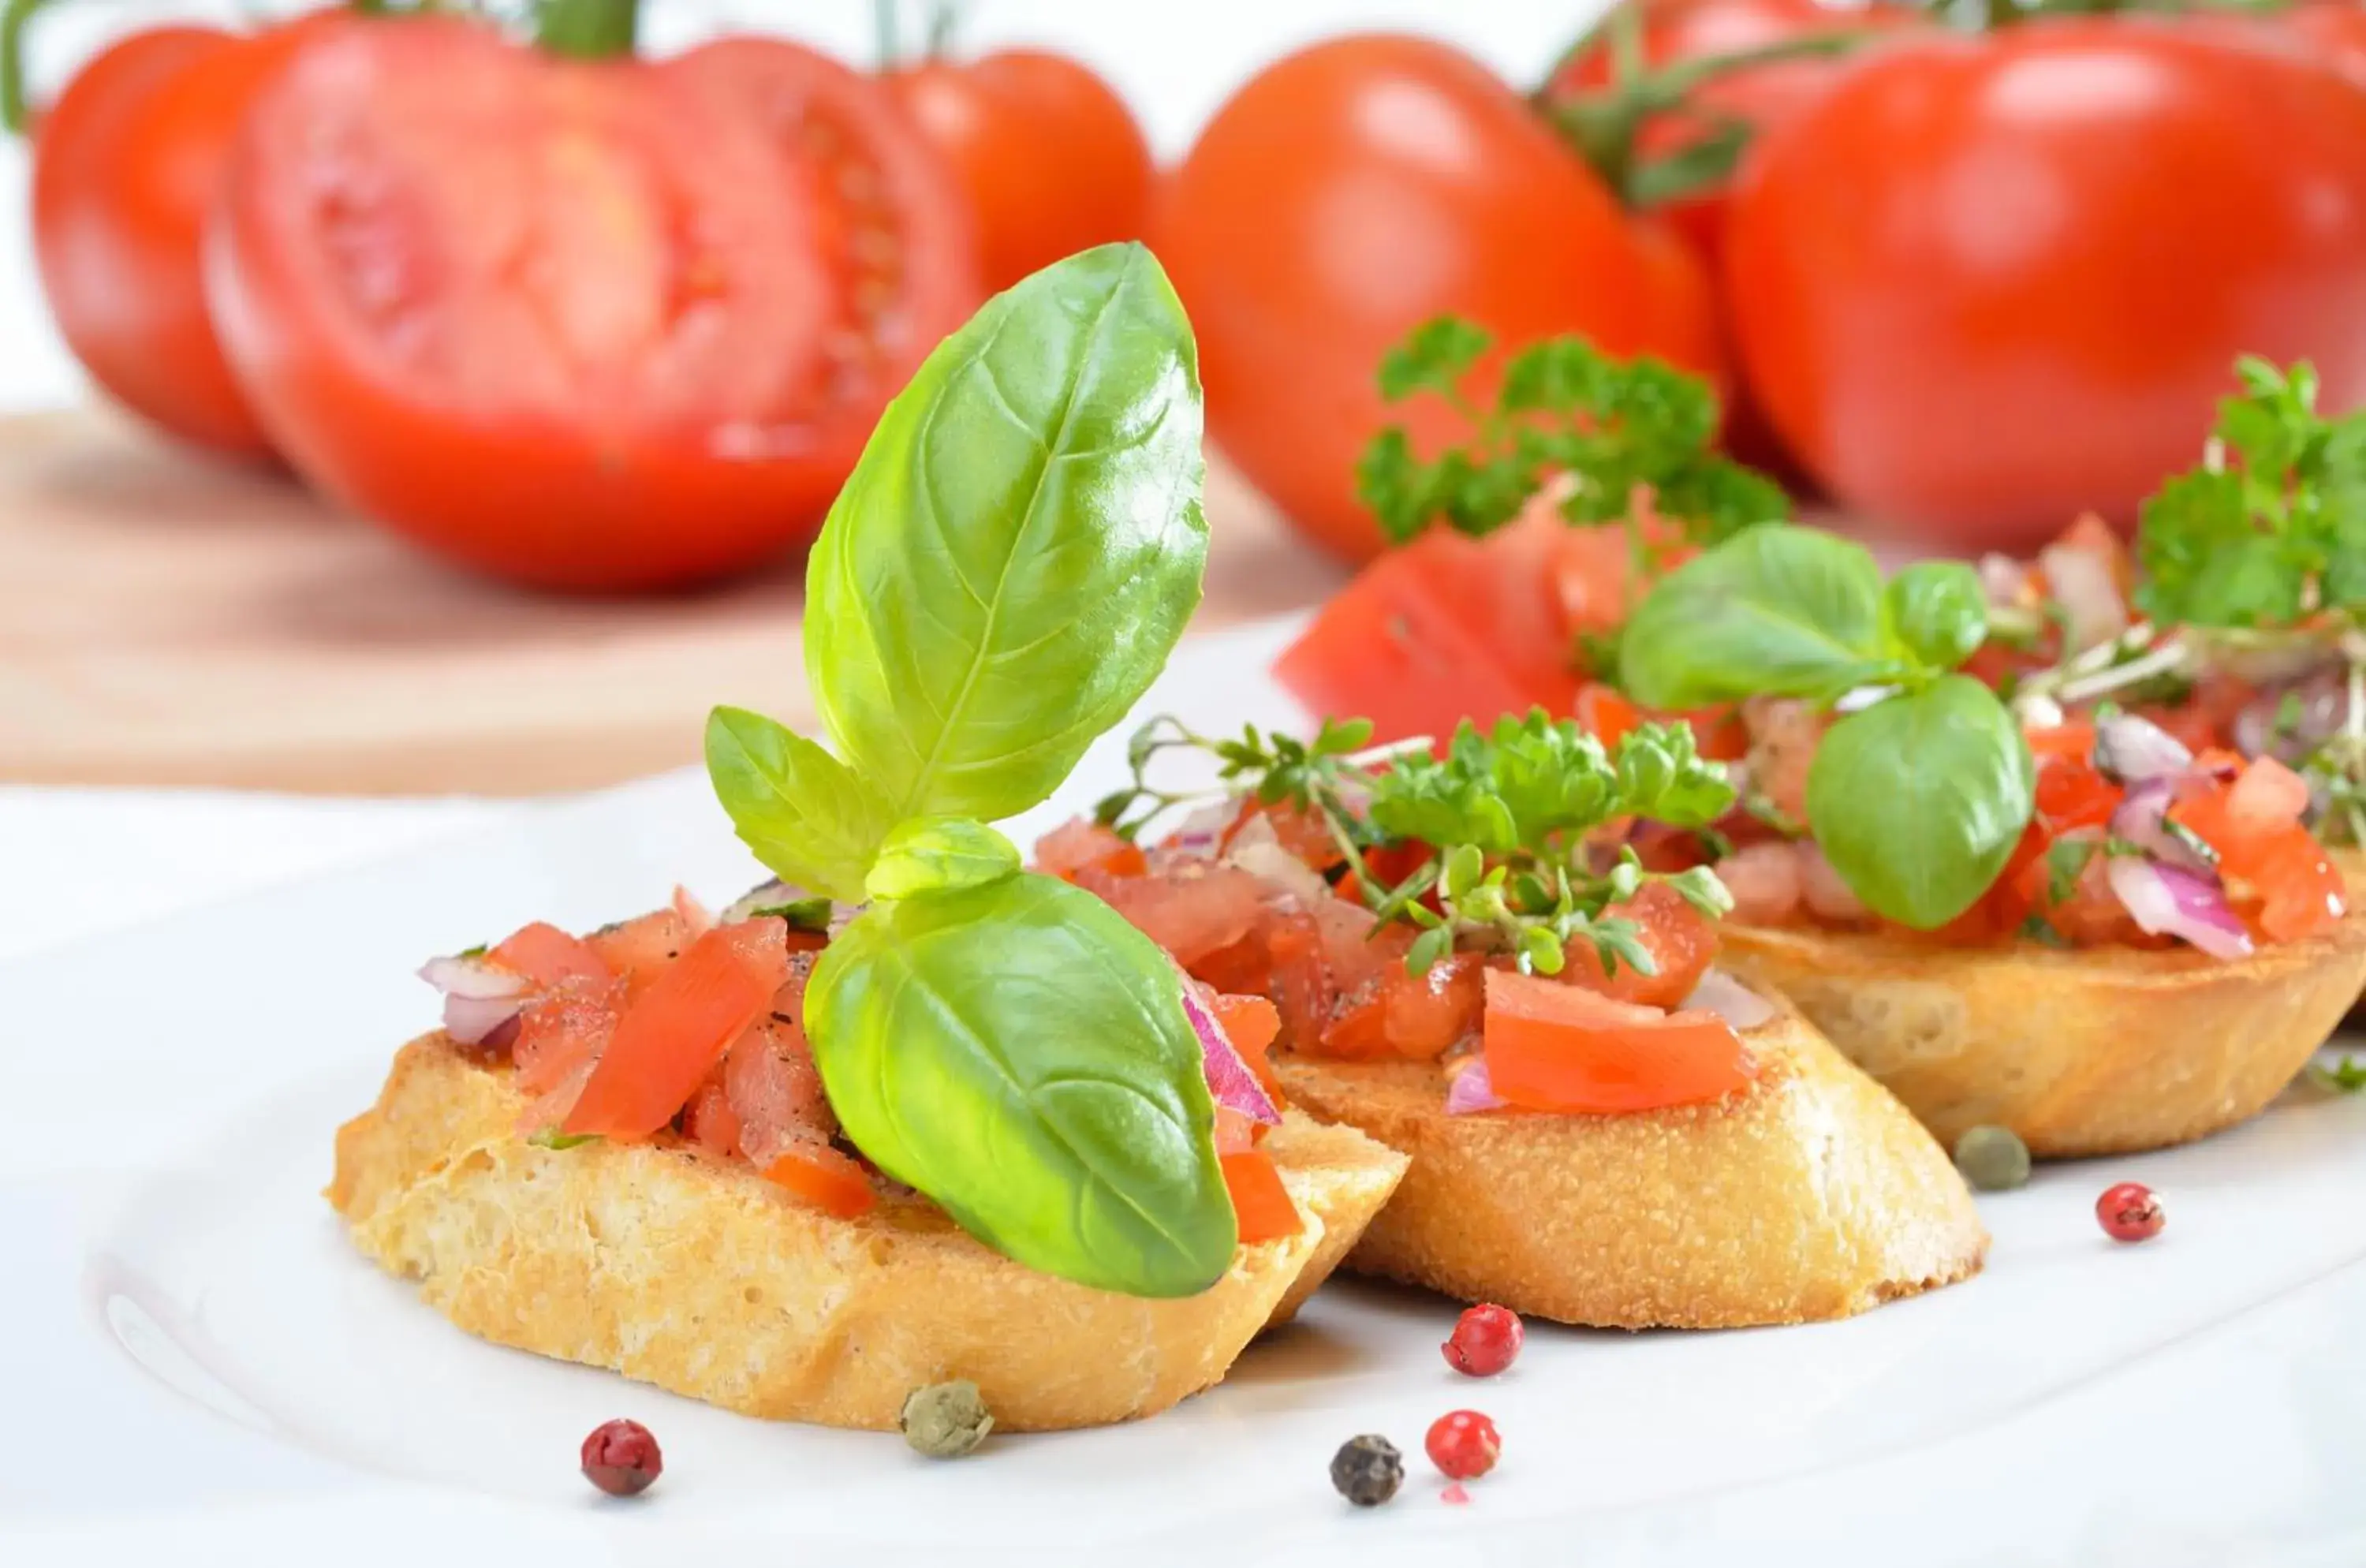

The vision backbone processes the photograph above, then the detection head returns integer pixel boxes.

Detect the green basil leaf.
[1618,523,1897,710]
[1882,560,1987,671]
[1804,676,2036,929]
[704,707,896,904]
[804,243,1208,822]
[864,816,1021,902]
[807,873,1234,1297]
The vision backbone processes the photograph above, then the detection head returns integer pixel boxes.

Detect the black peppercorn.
[1330,1434,1404,1507]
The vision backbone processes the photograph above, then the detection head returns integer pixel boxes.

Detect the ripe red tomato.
[885,49,1153,294]
[1547,0,1922,271]
[208,19,978,591]
[1156,34,1721,564]
[2282,2,2366,82]
[1723,19,2366,551]
[30,14,337,457]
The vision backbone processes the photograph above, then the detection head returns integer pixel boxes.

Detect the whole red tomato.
[30,13,337,457]
[886,49,1152,294]
[1157,34,1719,564]
[207,19,978,591]
[1724,19,2366,551]
[1547,0,1922,270]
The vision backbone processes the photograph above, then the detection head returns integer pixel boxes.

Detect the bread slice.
[1272,997,1987,1330]
[328,1033,1409,1432]
[1719,903,2366,1158]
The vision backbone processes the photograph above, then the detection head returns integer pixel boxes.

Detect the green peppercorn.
[1330,1434,1404,1507]
[899,1379,993,1458]
[1953,1123,2032,1192]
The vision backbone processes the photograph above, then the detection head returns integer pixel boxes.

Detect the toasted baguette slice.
[1719,902,2366,1158]
[328,1034,1408,1432]
[1272,995,1987,1330]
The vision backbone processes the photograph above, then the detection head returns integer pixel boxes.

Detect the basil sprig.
[1620,524,2035,929]
[707,245,1234,1298]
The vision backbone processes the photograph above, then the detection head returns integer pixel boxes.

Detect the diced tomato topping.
[1227,800,1348,869]
[2170,760,2345,943]
[1078,864,1265,967]
[2034,752,2121,834]
[490,921,610,987]
[1575,682,1642,749]
[1036,819,1149,882]
[510,976,624,1097]
[562,920,791,1140]
[681,1073,743,1159]
[1206,991,1284,1099]
[1220,1149,1302,1245]
[1556,882,1718,1009]
[586,909,698,998]
[2228,755,2312,826]
[1480,969,1756,1114]
[1548,508,1692,647]
[763,1142,877,1219]
[1318,952,1484,1061]
[2025,721,2097,763]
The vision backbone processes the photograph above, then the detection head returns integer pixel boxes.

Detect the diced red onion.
[2105,855,2253,960]
[2038,540,2129,652]
[1181,987,1281,1126]
[2230,671,2353,763]
[1443,1056,1506,1115]
[2093,712,2192,786]
[419,954,529,1046]
[2108,778,2215,873]
[1681,969,1778,1032]
[1222,812,1332,906]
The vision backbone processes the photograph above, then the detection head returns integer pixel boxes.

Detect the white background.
[0,0,1603,414]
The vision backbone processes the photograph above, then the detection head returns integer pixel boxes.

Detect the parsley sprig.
[2137,357,2366,633]
[1355,315,1789,549]
[1099,708,1737,981]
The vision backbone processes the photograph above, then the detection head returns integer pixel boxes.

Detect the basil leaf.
[1883,561,1987,671]
[804,243,1208,822]
[705,707,895,904]
[808,874,1235,1297]
[865,816,1021,902]
[1618,523,1896,710]
[1804,676,2036,929]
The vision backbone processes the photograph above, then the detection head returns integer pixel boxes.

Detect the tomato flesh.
[1220,1150,1303,1245]
[563,921,790,1139]
[763,1143,879,1219]
[1481,969,1756,1114]
[491,921,610,988]
[211,21,979,589]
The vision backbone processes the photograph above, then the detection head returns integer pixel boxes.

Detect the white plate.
[10,617,2366,1568]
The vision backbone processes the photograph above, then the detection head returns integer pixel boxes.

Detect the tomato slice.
[585,908,698,997]
[1481,969,1756,1114]
[491,921,610,987]
[1205,991,1284,1100]
[2169,761,2345,943]
[510,976,625,1097]
[211,20,980,591]
[1555,883,1718,1009]
[1274,525,1580,749]
[563,921,791,1139]
[1220,1149,1303,1245]
[2035,753,2121,834]
[763,1142,878,1219]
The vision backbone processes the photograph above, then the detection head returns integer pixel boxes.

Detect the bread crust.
[1719,901,2366,1157]
[1272,999,1987,1330]
[328,1034,1407,1432]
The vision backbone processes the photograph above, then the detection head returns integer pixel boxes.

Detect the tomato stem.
[1539,26,1877,211]
[535,0,637,59]
[0,0,54,138]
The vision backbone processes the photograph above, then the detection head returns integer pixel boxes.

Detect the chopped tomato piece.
[1274,525,1579,749]
[2025,720,2097,763]
[1575,682,1642,749]
[2228,755,2311,826]
[681,1074,743,1159]
[511,976,625,1097]
[1481,969,1756,1114]
[1548,510,1691,646]
[586,908,698,998]
[762,1142,877,1219]
[1557,882,1717,1009]
[1316,952,1483,1061]
[2248,831,2346,942]
[2035,752,2120,834]
[1036,819,1149,881]
[1079,864,1264,966]
[491,921,610,987]
[1228,800,1348,869]
[562,920,791,1140]
[1220,1149,1302,1245]
[1206,991,1284,1099]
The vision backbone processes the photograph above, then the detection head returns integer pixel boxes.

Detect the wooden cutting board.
[0,407,1349,796]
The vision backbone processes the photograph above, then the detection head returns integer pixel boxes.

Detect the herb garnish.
[1103,709,1735,981]
[1620,523,2036,929]
[1354,315,1788,549]
[705,245,1235,1299]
